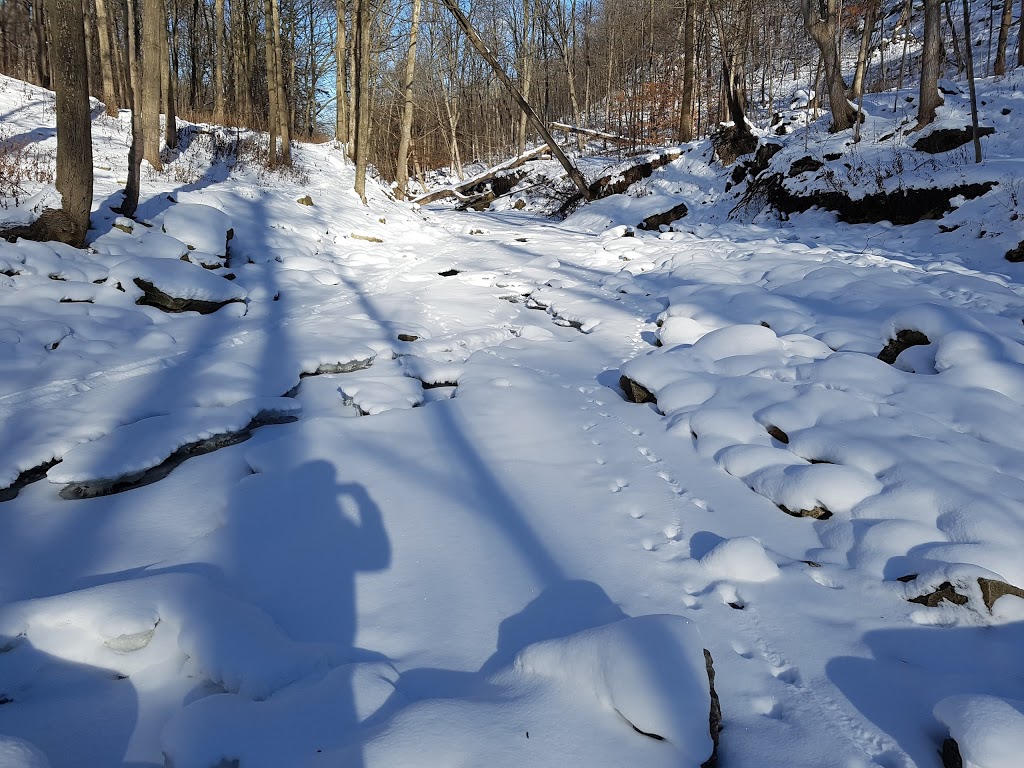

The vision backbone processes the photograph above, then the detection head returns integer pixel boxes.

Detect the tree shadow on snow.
[0,633,139,767]
[827,619,1024,768]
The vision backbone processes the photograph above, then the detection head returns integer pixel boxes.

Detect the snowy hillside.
[2,70,1024,768]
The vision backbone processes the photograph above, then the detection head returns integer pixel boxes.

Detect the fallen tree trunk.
[412,144,550,206]
[550,122,632,145]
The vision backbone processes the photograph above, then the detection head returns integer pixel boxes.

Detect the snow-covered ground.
[2,72,1024,768]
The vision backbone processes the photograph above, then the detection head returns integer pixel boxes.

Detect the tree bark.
[141,0,163,168]
[264,0,279,164]
[214,0,225,121]
[962,0,982,162]
[163,6,177,149]
[1018,0,1023,67]
[335,0,349,142]
[94,0,118,113]
[83,0,93,95]
[679,0,697,141]
[271,0,291,163]
[850,0,878,101]
[352,0,372,201]
[395,0,421,199]
[120,0,143,217]
[436,0,591,200]
[33,0,51,88]
[993,0,1012,74]
[516,0,534,155]
[916,0,944,128]
[46,0,94,245]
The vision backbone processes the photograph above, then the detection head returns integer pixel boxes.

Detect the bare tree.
[850,0,878,102]
[436,0,591,199]
[264,0,281,163]
[678,0,698,141]
[352,0,371,200]
[916,0,944,128]
[962,0,982,162]
[214,0,226,121]
[94,0,118,113]
[335,0,349,141]
[993,0,1012,74]
[120,0,144,217]
[163,5,177,149]
[395,0,422,199]
[802,0,856,131]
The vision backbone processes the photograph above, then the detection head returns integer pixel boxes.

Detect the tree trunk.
[916,0,944,128]
[189,0,199,107]
[551,0,583,151]
[395,0,421,199]
[721,51,749,131]
[33,0,51,88]
[121,0,143,217]
[264,0,279,164]
[962,0,982,162]
[214,0,225,121]
[946,0,964,73]
[335,0,349,142]
[83,0,93,95]
[993,0,1012,74]
[1018,0,1023,67]
[271,0,291,163]
[94,0,118,113]
[850,0,878,101]
[352,0,371,201]
[517,0,534,155]
[141,0,163,168]
[163,6,177,149]
[679,0,697,141]
[436,0,591,200]
[802,0,856,132]
[347,16,356,156]
[46,0,94,245]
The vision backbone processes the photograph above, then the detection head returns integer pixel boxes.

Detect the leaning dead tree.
[436,0,592,202]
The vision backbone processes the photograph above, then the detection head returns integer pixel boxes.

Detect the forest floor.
[1,73,1024,768]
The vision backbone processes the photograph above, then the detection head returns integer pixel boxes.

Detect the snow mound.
[699,537,779,582]
[0,736,51,768]
[934,695,1024,768]
[0,573,345,701]
[515,614,714,763]
[48,397,300,487]
[108,256,247,307]
[161,203,232,256]
[338,375,424,415]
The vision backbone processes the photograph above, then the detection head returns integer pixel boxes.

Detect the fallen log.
[550,122,632,145]
[412,144,550,206]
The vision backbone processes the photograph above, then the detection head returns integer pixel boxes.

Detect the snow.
[699,537,780,583]
[160,203,232,256]
[514,614,713,762]
[0,737,50,768]
[1,66,1023,768]
[933,695,1024,768]
[48,396,301,487]
[106,256,247,306]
